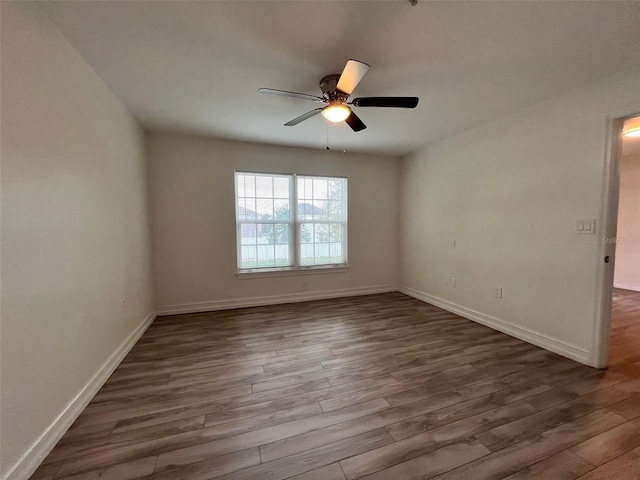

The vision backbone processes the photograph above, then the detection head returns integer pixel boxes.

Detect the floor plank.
[358,439,489,480]
[573,446,640,480]
[286,463,346,480]
[570,417,640,467]
[500,450,593,480]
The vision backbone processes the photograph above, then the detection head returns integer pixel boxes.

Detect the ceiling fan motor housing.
[320,74,348,102]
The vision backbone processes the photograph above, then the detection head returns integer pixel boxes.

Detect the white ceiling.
[35,1,640,157]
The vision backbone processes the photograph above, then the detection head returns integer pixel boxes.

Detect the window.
[235,172,347,272]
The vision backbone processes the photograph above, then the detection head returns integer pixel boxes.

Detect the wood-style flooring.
[31,289,640,480]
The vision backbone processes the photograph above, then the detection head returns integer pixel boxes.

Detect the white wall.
[0,4,155,479]
[147,132,400,312]
[400,66,640,366]
[614,153,640,291]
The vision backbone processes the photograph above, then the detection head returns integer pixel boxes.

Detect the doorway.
[594,112,640,368]
[609,116,640,367]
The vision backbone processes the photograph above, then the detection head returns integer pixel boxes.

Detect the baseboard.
[613,283,640,292]
[399,286,591,366]
[3,310,157,480]
[156,285,398,316]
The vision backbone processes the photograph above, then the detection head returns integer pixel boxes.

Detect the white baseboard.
[156,285,398,316]
[614,282,640,292]
[399,286,591,366]
[3,310,157,480]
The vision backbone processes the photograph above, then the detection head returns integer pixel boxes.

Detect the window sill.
[236,265,349,279]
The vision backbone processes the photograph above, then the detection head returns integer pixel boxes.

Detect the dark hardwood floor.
[30,289,640,480]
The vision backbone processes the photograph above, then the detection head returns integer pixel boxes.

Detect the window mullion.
[292,175,299,268]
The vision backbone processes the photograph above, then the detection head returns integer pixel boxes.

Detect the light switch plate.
[576,219,596,235]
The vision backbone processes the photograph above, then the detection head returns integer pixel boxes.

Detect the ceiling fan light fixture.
[321,103,351,123]
[260,59,419,132]
[623,116,640,137]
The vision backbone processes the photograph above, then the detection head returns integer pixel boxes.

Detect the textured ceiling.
[35,1,640,156]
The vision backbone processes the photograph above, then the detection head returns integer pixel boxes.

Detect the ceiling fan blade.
[336,59,370,96]
[345,111,367,132]
[352,97,419,108]
[284,108,323,126]
[258,88,324,102]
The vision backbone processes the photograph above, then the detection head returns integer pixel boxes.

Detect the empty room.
[2,1,640,480]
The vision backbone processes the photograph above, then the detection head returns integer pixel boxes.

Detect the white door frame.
[592,105,640,369]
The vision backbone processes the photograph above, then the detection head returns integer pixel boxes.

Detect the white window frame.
[235,171,348,276]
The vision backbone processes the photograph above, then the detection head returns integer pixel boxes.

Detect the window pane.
[297,177,346,221]
[300,223,313,243]
[316,243,330,261]
[259,224,274,244]
[241,245,257,269]
[257,244,275,267]
[327,201,343,220]
[244,175,256,197]
[313,178,328,199]
[274,177,289,198]
[240,224,257,245]
[296,177,347,267]
[299,178,313,201]
[300,222,344,266]
[274,199,290,220]
[239,222,291,268]
[328,179,343,199]
[273,223,290,245]
[237,176,246,197]
[300,243,314,265]
[299,201,326,220]
[236,173,293,270]
[312,200,327,220]
[275,245,290,266]
[298,202,312,221]
[238,198,256,220]
[329,223,342,243]
[256,198,274,218]
[238,199,247,220]
[255,223,290,246]
[314,223,329,243]
[256,175,273,198]
[330,243,342,263]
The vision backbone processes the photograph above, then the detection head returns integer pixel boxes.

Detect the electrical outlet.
[301,281,308,291]
[494,287,503,299]
[451,277,457,287]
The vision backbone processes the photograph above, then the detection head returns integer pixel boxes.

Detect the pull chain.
[343,121,346,154]
[326,122,330,150]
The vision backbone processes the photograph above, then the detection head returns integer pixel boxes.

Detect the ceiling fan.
[258,59,419,132]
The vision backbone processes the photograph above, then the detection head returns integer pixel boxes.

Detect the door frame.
[592,105,640,368]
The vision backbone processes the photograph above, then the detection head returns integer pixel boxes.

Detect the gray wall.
[147,132,400,312]
[400,66,640,366]
[0,5,155,477]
